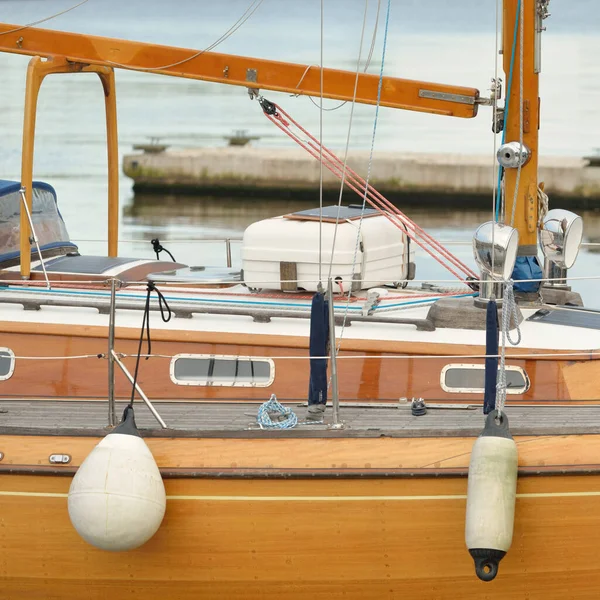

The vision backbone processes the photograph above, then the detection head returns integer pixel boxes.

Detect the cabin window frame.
[169,353,275,387]
[440,363,530,394]
[0,348,16,381]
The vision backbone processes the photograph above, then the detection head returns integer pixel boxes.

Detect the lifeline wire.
[0,0,90,36]
[15,350,600,362]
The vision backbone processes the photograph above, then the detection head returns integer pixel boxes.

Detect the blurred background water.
[0,0,599,299]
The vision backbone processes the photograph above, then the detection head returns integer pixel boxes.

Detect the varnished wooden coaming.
[0,319,596,402]
[3,430,600,472]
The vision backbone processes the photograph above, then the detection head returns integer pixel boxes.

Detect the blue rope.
[495,0,521,222]
[256,394,298,429]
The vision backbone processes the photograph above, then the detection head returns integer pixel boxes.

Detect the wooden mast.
[502,0,540,255]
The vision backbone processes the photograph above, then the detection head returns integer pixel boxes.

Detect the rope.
[106,0,264,72]
[0,0,90,36]
[537,184,549,227]
[364,0,382,72]
[339,0,392,350]
[298,0,380,114]
[259,101,477,283]
[496,280,522,415]
[128,282,172,408]
[11,354,105,360]
[509,0,525,227]
[327,0,371,282]
[256,394,298,429]
[495,0,522,222]
[151,238,176,262]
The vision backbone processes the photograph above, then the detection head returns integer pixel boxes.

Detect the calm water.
[0,0,599,300]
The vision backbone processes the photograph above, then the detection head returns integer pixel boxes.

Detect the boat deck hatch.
[284,205,379,223]
[527,306,600,330]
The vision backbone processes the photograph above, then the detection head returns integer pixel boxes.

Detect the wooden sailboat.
[1,1,600,597]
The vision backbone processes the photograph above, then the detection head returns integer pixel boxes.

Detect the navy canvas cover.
[0,180,77,264]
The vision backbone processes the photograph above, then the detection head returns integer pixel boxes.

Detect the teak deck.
[2,400,600,438]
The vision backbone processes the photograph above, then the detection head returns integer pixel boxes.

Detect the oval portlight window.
[0,349,15,381]
[170,354,274,387]
[440,363,529,394]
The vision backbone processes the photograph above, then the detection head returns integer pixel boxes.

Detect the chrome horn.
[473,221,519,305]
[539,209,583,288]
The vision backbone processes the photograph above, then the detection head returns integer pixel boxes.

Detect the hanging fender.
[465,409,518,581]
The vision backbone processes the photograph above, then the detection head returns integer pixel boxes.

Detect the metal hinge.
[49,454,71,465]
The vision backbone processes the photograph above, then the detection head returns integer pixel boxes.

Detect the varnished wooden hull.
[2,433,600,598]
[2,472,600,599]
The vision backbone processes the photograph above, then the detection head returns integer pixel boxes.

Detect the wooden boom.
[0,23,480,118]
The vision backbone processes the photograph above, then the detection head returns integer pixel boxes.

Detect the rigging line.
[319,0,324,284]
[0,0,90,36]
[308,97,347,111]
[266,118,472,282]
[338,0,392,351]
[509,0,525,227]
[495,0,521,221]
[268,108,476,279]
[105,0,264,73]
[270,105,474,274]
[295,0,379,111]
[327,0,371,281]
[363,0,382,72]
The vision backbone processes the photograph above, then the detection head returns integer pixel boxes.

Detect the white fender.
[465,410,518,581]
[68,407,166,551]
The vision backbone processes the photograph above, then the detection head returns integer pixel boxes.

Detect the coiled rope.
[256,394,298,429]
[256,394,325,429]
[128,282,172,408]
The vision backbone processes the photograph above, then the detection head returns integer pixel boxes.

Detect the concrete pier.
[123,147,600,205]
